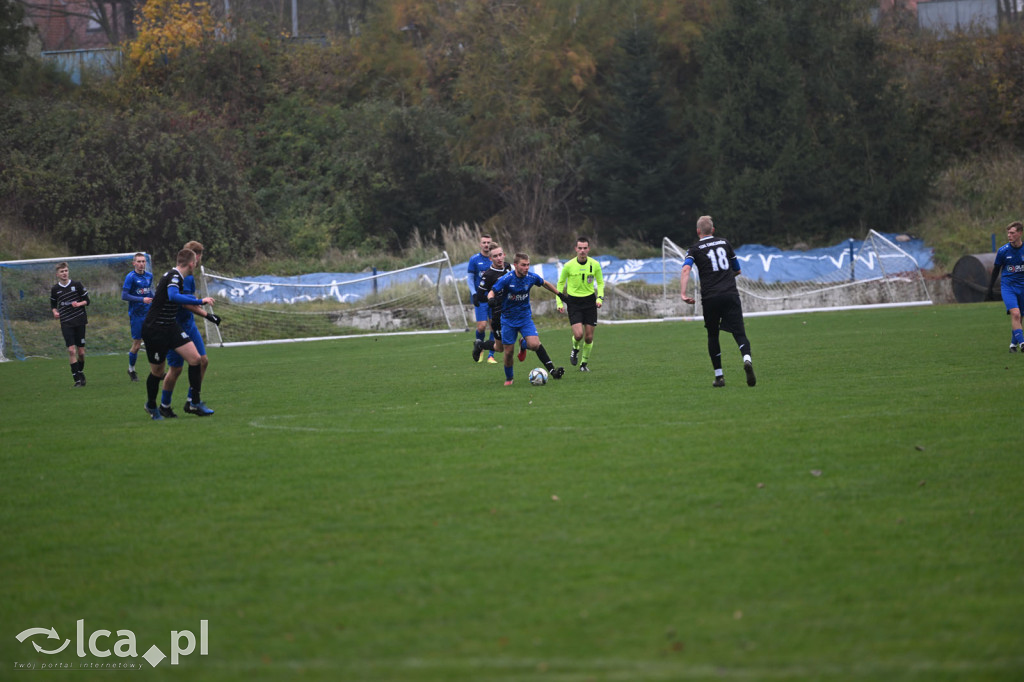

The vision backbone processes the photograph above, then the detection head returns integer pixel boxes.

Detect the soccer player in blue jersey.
[488,253,566,386]
[987,220,1024,352]
[467,234,499,363]
[680,215,755,388]
[160,241,217,417]
[121,253,153,382]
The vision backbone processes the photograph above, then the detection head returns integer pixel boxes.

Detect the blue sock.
[186,386,193,402]
[161,389,173,407]
[1014,329,1024,345]
[128,352,137,368]
[476,330,485,343]
[504,366,514,381]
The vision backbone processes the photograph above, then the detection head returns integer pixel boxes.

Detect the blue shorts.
[474,301,491,323]
[167,324,205,367]
[1001,284,1024,313]
[129,315,145,340]
[500,316,537,345]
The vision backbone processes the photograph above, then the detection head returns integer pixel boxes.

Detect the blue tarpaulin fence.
[207,234,932,305]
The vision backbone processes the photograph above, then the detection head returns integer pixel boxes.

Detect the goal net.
[664,229,932,318]
[0,253,149,362]
[199,253,468,347]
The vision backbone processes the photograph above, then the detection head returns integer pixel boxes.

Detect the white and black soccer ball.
[529,367,548,386]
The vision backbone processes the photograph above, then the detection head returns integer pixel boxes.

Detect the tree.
[128,0,219,72]
[0,0,33,84]
[583,22,694,244]
[697,0,931,244]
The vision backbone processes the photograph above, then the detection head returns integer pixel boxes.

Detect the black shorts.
[489,313,503,337]
[60,325,86,348]
[565,294,598,327]
[142,324,192,365]
[702,293,746,335]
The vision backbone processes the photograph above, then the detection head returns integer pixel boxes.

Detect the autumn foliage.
[129,0,220,71]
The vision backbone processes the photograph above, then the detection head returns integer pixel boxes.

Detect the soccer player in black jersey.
[472,243,513,362]
[49,262,90,387]
[680,215,756,388]
[141,248,220,419]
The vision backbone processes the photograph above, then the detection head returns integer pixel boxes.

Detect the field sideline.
[1,304,1022,681]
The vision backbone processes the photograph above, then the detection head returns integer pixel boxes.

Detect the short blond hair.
[696,215,714,235]
[176,249,197,267]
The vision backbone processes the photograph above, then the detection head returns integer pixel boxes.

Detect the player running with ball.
[488,253,566,386]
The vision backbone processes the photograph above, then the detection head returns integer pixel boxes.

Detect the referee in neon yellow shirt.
[556,236,604,371]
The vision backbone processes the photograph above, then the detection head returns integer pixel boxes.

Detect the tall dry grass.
[916,148,1024,270]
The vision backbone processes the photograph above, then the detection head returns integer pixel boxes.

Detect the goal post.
[0,252,150,362]
[199,252,469,347]
[662,230,932,317]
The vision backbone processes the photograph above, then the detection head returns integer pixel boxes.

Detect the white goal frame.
[0,252,148,362]
[199,253,469,348]
[663,230,932,320]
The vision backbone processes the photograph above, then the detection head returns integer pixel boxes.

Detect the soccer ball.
[529,367,548,386]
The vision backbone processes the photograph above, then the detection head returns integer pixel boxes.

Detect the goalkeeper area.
[0,253,148,362]
[199,253,468,347]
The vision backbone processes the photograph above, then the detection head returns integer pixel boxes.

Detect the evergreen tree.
[0,0,32,85]
[584,22,692,244]
[698,0,932,244]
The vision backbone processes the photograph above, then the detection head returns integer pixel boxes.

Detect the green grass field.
[2,304,1022,681]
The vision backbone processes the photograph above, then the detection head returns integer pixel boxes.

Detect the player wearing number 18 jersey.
[680,215,755,388]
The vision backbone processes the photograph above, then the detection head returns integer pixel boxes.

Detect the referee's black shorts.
[702,293,746,335]
[141,324,191,365]
[564,293,598,327]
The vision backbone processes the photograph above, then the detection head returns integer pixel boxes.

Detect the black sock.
[535,344,554,371]
[78,357,84,371]
[70,363,77,378]
[482,339,495,351]
[188,364,202,405]
[146,373,162,408]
